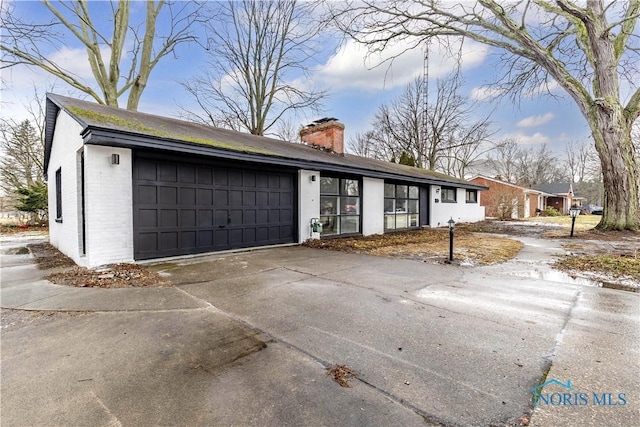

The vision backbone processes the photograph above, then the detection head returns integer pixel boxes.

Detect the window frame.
[441,186,457,203]
[384,183,420,231]
[319,176,361,237]
[465,189,478,204]
[55,168,63,222]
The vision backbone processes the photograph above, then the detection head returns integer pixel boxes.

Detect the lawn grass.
[525,215,601,230]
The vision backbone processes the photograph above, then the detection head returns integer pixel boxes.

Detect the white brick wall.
[362,177,384,235]
[47,111,86,266]
[83,145,134,266]
[297,170,320,242]
[47,111,134,267]
[430,185,485,227]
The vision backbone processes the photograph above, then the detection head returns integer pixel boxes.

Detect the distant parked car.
[591,209,603,215]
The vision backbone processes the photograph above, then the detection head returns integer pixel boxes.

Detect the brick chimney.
[300,118,344,155]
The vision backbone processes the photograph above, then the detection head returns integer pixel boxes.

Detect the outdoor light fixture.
[569,206,581,237]
[111,154,120,165]
[310,174,317,182]
[436,188,440,193]
[447,217,455,262]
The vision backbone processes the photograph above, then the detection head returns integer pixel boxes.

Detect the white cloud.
[470,86,505,101]
[502,131,550,145]
[517,112,554,128]
[316,38,489,91]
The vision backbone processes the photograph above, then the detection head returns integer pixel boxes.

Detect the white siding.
[297,170,320,242]
[429,185,485,227]
[362,177,384,235]
[47,111,86,266]
[83,145,134,266]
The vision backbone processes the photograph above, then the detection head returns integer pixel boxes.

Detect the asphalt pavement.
[1,234,638,426]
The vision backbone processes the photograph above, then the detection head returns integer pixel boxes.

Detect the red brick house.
[469,175,547,219]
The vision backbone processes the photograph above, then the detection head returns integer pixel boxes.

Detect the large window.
[384,183,419,230]
[441,187,457,203]
[320,177,360,236]
[55,168,62,222]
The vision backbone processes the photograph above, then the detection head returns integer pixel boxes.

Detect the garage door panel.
[139,186,157,204]
[159,187,177,204]
[180,187,196,205]
[199,230,213,247]
[134,156,295,259]
[160,210,178,227]
[180,165,196,183]
[198,189,213,205]
[182,231,197,248]
[198,167,213,185]
[159,163,177,182]
[181,210,196,227]
[160,232,178,250]
[139,233,157,252]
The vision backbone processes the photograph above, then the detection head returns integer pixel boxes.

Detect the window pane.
[320,196,338,215]
[396,185,408,198]
[320,177,338,194]
[341,179,359,196]
[384,214,395,230]
[396,214,408,228]
[320,216,337,235]
[384,183,395,198]
[340,216,360,234]
[442,187,456,202]
[409,214,419,227]
[340,197,360,215]
[396,199,408,213]
[409,186,419,199]
[466,190,477,203]
[408,200,419,214]
[384,199,395,213]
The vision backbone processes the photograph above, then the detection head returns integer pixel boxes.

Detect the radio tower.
[421,41,430,168]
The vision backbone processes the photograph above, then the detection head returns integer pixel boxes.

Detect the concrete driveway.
[1,236,638,426]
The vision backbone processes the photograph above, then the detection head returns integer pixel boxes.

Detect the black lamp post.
[569,206,580,237]
[447,217,455,262]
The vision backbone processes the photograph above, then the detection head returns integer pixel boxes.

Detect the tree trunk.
[590,106,640,230]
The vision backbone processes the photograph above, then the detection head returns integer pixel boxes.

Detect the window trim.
[55,167,63,222]
[441,186,457,203]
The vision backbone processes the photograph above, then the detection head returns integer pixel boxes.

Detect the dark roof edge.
[85,128,488,190]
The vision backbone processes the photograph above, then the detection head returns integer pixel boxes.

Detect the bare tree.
[516,144,564,186]
[181,0,326,136]
[331,0,640,229]
[1,1,203,111]
[354,74,494,177]
[486,139,520,183]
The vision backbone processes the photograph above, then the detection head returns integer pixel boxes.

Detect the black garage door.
[133,154,295,260]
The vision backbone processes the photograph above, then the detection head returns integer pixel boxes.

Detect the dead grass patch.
[555,254,640,281]
[326,364,358,387]
[27,242,76,269]
[304,228,523,265]
[46,264,171,288]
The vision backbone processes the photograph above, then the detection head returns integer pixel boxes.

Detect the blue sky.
[1,0,594,156]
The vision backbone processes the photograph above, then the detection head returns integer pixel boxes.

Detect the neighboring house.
[469,175,547,219]
[44,94,486,267]
[530,183,583,214]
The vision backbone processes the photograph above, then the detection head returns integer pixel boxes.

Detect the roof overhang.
[84,126,488,190]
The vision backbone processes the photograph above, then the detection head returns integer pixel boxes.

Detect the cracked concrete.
[1,236,638,426]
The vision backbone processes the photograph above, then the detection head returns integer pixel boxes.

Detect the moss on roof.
[66,106,277,156]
